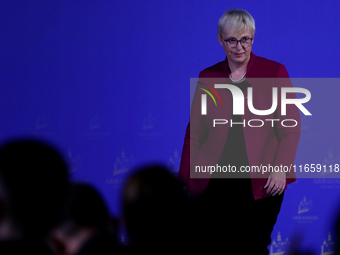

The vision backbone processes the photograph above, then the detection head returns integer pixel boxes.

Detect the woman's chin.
[231,57,247,64]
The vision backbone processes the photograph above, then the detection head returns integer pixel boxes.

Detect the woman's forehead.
[222,28,253,38]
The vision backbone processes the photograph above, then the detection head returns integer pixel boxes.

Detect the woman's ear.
[217,34,223,46]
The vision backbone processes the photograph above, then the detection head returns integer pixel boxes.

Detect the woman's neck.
[228,60,248,77]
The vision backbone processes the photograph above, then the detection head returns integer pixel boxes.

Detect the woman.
[178,9,300,255]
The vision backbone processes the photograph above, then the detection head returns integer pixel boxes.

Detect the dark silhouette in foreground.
[122,165,190,254]
[49,183,124,255]
[0,138,69,254]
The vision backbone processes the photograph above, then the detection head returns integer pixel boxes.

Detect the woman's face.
[217,29,254,66]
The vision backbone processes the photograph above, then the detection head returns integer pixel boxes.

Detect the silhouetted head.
[49,183,114,255]
[0,138,69,239]
[57,183,109,234]
[122,165,186,251]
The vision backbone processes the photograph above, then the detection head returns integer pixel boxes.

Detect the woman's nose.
[236,41,244,50]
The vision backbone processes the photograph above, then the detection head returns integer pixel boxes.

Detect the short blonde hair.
[218,9,255,37]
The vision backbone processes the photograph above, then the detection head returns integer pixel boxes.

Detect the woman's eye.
[242,37,249,42]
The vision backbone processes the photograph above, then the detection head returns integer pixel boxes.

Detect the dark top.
[203,79,253,200]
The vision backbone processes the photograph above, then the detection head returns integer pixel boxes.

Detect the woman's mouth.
[234,52,244,57]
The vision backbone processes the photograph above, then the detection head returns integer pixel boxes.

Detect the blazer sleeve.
[273,65,301,180]
[178,72,209,184]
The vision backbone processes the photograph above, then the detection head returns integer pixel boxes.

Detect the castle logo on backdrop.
[314,149,340,188]
[138,113,162,138]
[67,148,82,173]
[268,232,289,255]
[293,196,318,223]
[142,113,155,130]
[320,232,336,255]
[35,113,56,136]
[67,148,88,183]
[89,111,101,130]
[85,111,111,138]
[36,113,49,130]
[300,116,317,138]
[106,149,134,189]
[320,149,340,176]
[167,149,181,175]
[113,149,134,175]
[298,196,312,214]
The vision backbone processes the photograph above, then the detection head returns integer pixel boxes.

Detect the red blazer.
[178,52,301,200]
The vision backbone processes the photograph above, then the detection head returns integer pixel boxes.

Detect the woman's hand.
[264,171,286,196]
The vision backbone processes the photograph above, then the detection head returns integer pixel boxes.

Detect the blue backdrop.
[1,1,339,254]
